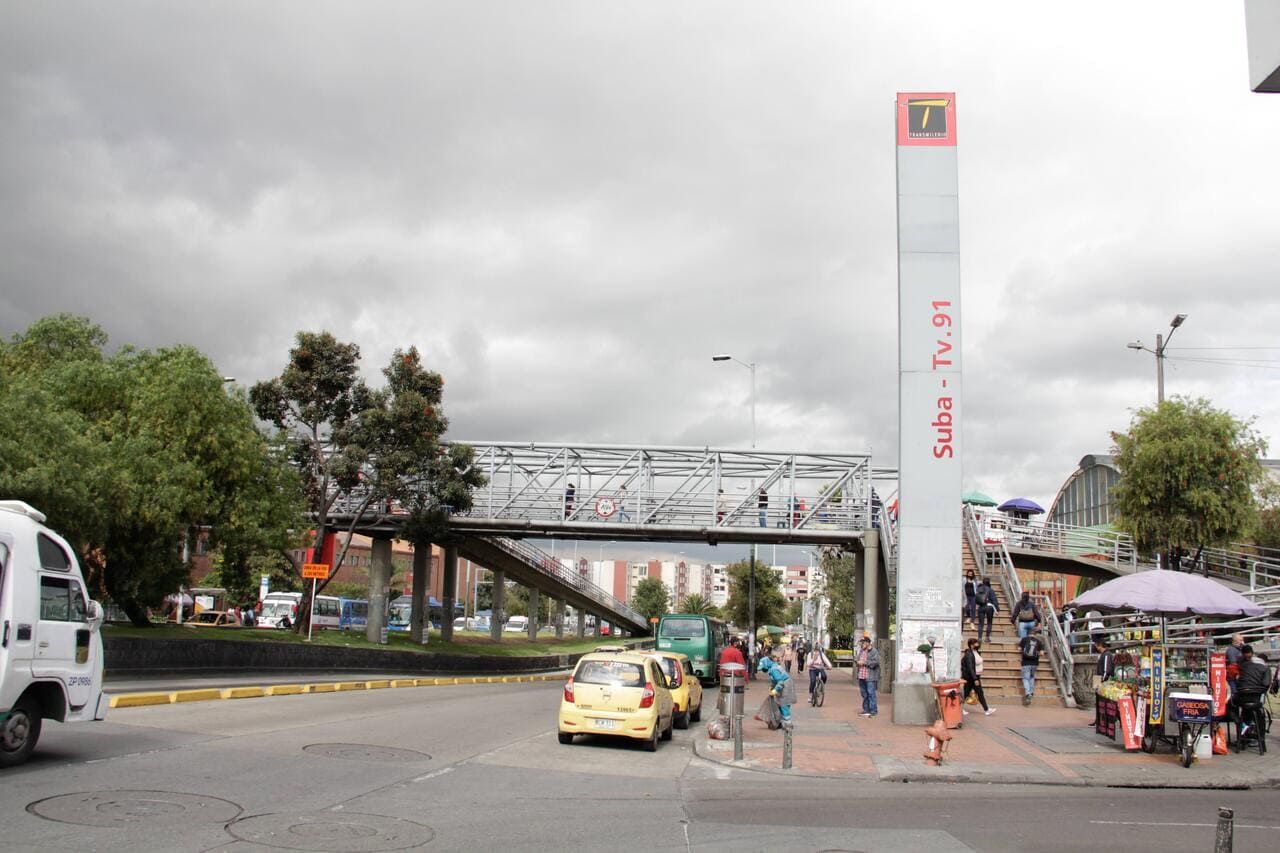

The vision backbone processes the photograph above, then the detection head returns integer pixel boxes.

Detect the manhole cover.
[303,744,431,763]
[226,812,435,851]
[27,790,242,828]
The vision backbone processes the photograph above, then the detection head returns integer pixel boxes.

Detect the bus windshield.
[260,601,293,618]
[659,617,706,638]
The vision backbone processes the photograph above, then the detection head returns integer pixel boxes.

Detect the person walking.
[963,570,978,629]
[975,576,997,642]
[855,635,881,717]
[1018,627,1044,705]
[1226,633,1246,697]
[782,641,796,674]
[617,485,630,522]
[1011,590,1041,640]
[757,488,768,528]
[564,483,576,519]
[805,643,832,701]
[961,638,995,716]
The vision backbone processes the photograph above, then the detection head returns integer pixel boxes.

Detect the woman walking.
[961,637,996,717]
[782,641,796,674]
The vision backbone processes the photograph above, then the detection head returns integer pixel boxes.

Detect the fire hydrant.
[923,719,953,765]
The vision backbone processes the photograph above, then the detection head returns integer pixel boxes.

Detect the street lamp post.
[712,354,758,665]
[1128,313,1187,404]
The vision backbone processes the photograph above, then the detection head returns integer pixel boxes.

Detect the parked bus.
[257,592,301,628]
[338,598,368,630]
[656,614,729,684]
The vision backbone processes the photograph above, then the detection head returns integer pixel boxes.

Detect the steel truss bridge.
[447,442,893,547]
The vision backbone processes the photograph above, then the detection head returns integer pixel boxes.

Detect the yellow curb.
[391,679,417,688]
[221,686,266,700]
[110,692,175,708]
[266,684,307,696]
[365,680,391,690]
[335,681,366,691]
[173,688,224,703]
[439,677,458,685]
[500,676,511,683]
[414,678,437,687]
[310,683,338,693]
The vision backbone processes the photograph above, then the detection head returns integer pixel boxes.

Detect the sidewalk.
[692,670,1280,789]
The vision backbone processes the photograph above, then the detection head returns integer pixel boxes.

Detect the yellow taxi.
[649,651,703,729]
[558,652,675,751]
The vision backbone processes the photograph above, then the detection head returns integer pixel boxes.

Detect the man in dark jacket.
[1012,591,1041,640]
[975,577,997,642]
[1092,640,1114,693]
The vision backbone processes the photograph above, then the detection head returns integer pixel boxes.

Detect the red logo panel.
[897,92,957,147]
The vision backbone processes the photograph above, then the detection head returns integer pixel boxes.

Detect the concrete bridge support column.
[554,600,565,640]
[410,542,432,644]
[863,530,880,642]
[489,571,505,642]
[367,536,393,644]
[576,609,586,639]
[527,587,540,641]
[441,545,458,642]
[853,548,867,637]
[590,614,600,637]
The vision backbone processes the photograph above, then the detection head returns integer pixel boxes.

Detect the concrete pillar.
[554,599,565,640]
[576,609,586,639]
[863,529,880,642]
[410,542,432,644]
[853,547,867,636]
[591,615,600,637]
[527,586,540,641]
[489,571,505,642]
[367,536,393,644]
[440,544,458,642]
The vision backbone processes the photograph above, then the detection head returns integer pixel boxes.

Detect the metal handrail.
[1032,594,1078,708]
[979,513,1137,573]
[485,535,644,626]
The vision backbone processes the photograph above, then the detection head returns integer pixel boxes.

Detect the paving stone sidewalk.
[692,668,1280,789]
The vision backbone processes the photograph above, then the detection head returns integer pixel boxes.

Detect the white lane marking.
[412,766,457,783]
[1090,820,1280,830]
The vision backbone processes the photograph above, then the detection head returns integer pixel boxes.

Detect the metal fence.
[482,534,644,627]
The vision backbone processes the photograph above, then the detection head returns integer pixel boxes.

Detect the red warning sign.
[897,92,957,147]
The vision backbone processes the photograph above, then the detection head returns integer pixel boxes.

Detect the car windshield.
[389,606,411,626]
[659,618,705,638]
[260,602,292,618]
[575,660,645,687]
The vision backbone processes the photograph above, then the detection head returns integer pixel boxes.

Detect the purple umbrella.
[998,497,1044,514]
[1068,570,1264,617]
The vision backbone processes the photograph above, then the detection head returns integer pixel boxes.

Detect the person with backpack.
[805,643,833,700]
[961,637,995,716]
[1018,627,1045,705]
[1011,590,1041,640]
[963,570,978,628]
[975,577,997,642]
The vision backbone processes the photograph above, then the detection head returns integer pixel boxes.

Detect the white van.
[0,501,106,767]
[257,591,302,629]
[503,615,529,633]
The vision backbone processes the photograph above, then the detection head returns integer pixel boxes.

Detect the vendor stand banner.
[1210,652,1228,716]
[1148,646,1165,726]
[1117,695,1142,750]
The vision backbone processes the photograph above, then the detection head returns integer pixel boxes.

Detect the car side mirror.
[86,600,104,630]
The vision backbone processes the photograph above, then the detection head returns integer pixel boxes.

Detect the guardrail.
[980,514,1137,574]
[483,535,645,627]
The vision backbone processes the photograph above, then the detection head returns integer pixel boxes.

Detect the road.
[4,681,1279,852]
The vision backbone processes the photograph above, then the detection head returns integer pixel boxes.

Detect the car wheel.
[690,700,702,724]
[0,696,41,768]
[674,708,689,730]
[662,715,673,740]
[557,732,574,745]
[644,725,659,752]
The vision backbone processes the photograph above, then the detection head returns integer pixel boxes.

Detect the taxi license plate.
[591,718,618,731]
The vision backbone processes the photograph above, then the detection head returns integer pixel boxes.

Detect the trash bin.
[719,663,747,718]
[932,680,964,729]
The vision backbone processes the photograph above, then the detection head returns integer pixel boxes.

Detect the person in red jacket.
[719,639,747,681]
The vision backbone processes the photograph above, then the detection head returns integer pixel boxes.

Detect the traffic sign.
[301,563,329,580]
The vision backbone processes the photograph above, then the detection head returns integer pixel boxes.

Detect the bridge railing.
[1169,545,1280,590]
[978,513,1137,573]
[483,535,644,627]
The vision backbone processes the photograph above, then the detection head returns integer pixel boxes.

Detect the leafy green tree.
[0,315,303,625]
[505,582,551,623]
[724,559,785,631]
[1252,479,1280,553]
[678,592,716,616]
[783,600,803,626]
[814,549,857,647]
[1111,397,1267,567]
[631,577,670,626]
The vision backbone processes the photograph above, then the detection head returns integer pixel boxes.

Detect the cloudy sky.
[4,2,1278,561]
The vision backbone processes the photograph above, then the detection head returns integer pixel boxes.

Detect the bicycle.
[810,672,826,707]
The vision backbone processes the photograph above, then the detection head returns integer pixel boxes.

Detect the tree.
[679,592,717,617]
[0,315,303,625]
[631,577,670,627]
[783,600,803,626]
[815,548,857,647]
[724,559,785,631]
[1111,397,1267,568]
[1252,479,1280,553]
[505,581,551,623]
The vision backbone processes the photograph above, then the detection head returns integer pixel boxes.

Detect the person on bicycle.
[805,643,833,702]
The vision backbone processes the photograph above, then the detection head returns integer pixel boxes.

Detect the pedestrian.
[716,488,726,525]
[975,576,997,642]
[1225,633,1245,697]
[1011,590,1041,639]
[1060,605,1075,651]
[961,637,995,716]
[963,570,978,628]
[242,602,256,627]
[758,653,796,729]
[1092,639,1114,694]
[782,641,795,674]
[1018,626,1044,705]
[1086,608,1105,646]
[805,643,832,700]
[617,485,630,522]
[796,638,806,673]
[564,483,576,519]
[855,635,881,717]
[758,487,768,527]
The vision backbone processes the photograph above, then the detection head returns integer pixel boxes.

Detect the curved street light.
[1127,313,1188,403]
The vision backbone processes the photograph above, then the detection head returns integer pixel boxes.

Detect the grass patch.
[102,623,624,658]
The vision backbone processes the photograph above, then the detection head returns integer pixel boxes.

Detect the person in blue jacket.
[758,654,797,728]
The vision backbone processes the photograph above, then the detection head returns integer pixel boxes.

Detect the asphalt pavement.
[5,680,1279,852]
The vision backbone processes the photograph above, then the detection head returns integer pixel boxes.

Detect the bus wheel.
[0,697,42,768]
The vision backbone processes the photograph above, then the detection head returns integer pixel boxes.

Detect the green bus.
[656,614,730,684]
